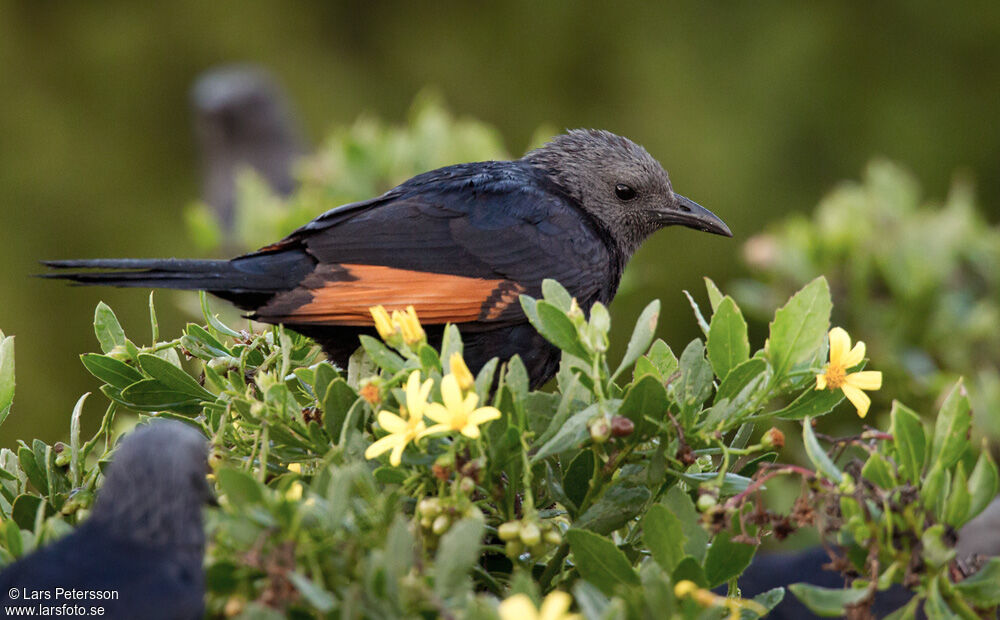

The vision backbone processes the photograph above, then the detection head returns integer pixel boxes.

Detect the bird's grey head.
[524,129,731,256]
[90,420,212,550]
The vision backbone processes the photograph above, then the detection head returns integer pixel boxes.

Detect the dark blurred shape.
[737,547,914,619]
[191,65,304,226]
[0,421,211,620]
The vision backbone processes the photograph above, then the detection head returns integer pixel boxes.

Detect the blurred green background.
[2,1,999,447]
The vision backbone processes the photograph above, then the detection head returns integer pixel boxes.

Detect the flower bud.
[589,418,611,443]
[418,498,441,518]
[610,416,634,437]
[432,514,451,536]
[519,522,542,547]
[674,580,698,598]
[761,427,785,450]
[459,476,475,494]
[392,306,425,346]
[544,528,563,545]
[369,305,395,341]
[449,353,475,391]
[498,521,522,541]
[696,494,718,512]
[505,540,524,558]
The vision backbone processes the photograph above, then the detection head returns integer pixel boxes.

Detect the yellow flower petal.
[369,305,395,341]
[365,433,404,460]
[816,373,828,390]
[828,327,851,366]
[539,591,573,620]
[841,383,871,418]
[845,370,882,391]
[404,370,433,419]
[440,374,463,411]
[842,340,866,369]
[449,353,475,391]
[389,439,406,466]
[460,424,481,439]
[377,411,409,434]
[418,423,452,438]
[468,407,501,426]
[424,402,452,425]
[498,594,539,620]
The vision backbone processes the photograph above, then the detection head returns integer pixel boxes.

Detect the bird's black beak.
[656,194,732,237]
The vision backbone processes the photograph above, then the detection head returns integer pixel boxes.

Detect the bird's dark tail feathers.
[42,250,315,310]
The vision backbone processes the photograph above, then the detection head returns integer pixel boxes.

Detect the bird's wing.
[252,163,614,326]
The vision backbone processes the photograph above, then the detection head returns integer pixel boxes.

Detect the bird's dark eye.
[614,183,637,201]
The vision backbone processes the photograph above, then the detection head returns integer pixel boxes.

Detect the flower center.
[824,364,847,389]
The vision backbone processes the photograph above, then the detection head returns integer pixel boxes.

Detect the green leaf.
[200,291,241,338]
[715,357,767,403]
[612,300,660,380]
[704,277,724,313]
[706,297,749,381]
[663,486,708,562]
[80,353,143,389]
[683,290,710,336]
[531,403,599,462]
[542,278,574,311]
[803,417,842,483]
[944,462,971,528]
[117,379,202,410]
[575,483,651,534]
[753,588,786,615]
[704,530,756,588]
[671,556,708,587]
[216,469,264,508]
[564,450,595,512]
[674,340,713,420]
[94,302,127,354]
[921,524,956,568]
[619,375,668,432]
[967,447,999,520]
[434,518,484,601]
[566,529,640,596]
[11,495,44,530]
[137,354,215,400]
[642,504,685,572]
[530,300,591,360]
[890,401,926,483]
[322,379,358,441]
[766,277,832,380]
[287,571,335,612]
[646,340,678,377]
[922,461,951,521]
[312,363,338,403]
[17,447,47,495]
[358,335,406,374]
[773,386,845,420]
[930,380,971,471]
[925,575,958,620]
[0,335,13,427]
[788,583,869,617]
[861,452,896,489]
[953,557,1000,606]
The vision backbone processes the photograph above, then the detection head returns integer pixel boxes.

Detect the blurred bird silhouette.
[191,65,304,227]
[0,421,212,620]
[45,130,731,388]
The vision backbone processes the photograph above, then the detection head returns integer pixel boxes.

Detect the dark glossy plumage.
[45,130,731,387]
[0,421,211,620]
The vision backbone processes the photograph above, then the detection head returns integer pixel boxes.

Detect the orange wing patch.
[256,263,525,326]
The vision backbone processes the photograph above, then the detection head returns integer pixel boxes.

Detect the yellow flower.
[364,370,431,466]
[816,327,883,418]
[449,352,475,391]
[420,374,501,439]
[370,305,395,341]
[392,306,425,345]
[498,591,580,620]
[287,463,302,474]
